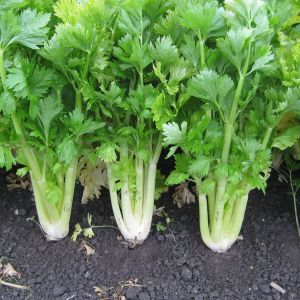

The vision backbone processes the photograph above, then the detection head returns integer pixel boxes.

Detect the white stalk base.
[204,236,238,253]
[40,220,69,241]
[120,222,152,245]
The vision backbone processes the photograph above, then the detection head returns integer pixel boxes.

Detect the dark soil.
[0,170,300,300]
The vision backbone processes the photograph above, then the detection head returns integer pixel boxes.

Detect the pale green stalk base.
[198,183,248,253]
[106,137,162,244]
[39,219,70,241]
[31,159,78,241]
[107,161,157,244]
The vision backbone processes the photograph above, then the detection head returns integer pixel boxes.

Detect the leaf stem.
[84,52,91,78]
[198,32,206,68]
[0,48,6,89]
[0,279,30,290]
[289,169,300,238]
[75,90,82,111]
[262,127,273,149]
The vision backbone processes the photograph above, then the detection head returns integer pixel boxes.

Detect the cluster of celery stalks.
[0,0,299,253]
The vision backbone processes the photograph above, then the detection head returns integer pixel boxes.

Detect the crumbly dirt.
[0,169,299,300]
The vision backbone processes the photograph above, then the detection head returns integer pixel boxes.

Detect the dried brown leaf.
[153,206,166,217]
[6,174,31,191]
[173,182,196,208]
[80,240,96,256]
[94,286,107,299]
[2,263,21,279]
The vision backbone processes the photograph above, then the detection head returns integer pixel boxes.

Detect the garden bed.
[0,171,300,300]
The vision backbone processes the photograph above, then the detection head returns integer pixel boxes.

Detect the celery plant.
[93,0,175,244]
[275,0,300,158]
[43,0,174,244]
[0,3,100,240]
[275,0,300,237]
[159,0,300,252]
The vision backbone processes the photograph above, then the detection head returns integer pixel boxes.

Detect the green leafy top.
[0,8,51,50]
[160,0,299,199]
[0,3,53,171]
[40,0,119,95]
[0,1,101,206]
[272,0,300,159]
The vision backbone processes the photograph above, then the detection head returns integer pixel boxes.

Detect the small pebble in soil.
[161,282,168,288]
[176,257,186,266]
[193,269,200,279]
[273,295,281,300]
[180,215,188,221]
[181,267,193,281]
[91,238,97,245]
[138,291,150,300]
[84,271,91,278]
[38,245,47,252]
[79,264,86,274]
[164,233,174,240]
[210,291,219,298]
[14,208,26,216]
[174,271,181,280]
[194,295,204,300]
[260,284,271,294]
[157,235,164,241]
[126,286,143,299]
[52,285,66,297]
